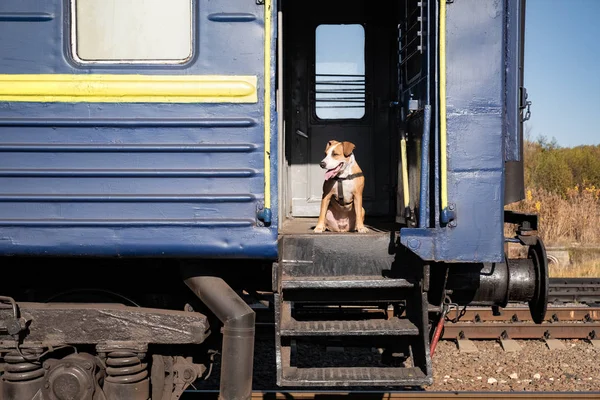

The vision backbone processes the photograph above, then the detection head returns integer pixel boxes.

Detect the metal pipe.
[418,105,431,228]
[182,270,255,400]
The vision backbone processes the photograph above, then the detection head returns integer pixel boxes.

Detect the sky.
[524,0,600,147]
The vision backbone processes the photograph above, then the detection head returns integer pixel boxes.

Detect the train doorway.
[280,0,401,222]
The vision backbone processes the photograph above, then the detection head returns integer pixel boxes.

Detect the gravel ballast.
[427,339,600,392]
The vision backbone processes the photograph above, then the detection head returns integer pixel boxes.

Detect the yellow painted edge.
[0,74,258,103]
[263,0,272,210]
[401,137,410,208]
[439,0,448,210]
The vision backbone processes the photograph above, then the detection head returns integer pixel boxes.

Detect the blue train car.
[0,0,547,399]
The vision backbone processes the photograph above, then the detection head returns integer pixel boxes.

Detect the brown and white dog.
[314,140,368,233]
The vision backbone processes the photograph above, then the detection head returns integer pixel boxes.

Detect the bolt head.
[407,238,420,249]
[183,369,193,380]
[84,362,93,370]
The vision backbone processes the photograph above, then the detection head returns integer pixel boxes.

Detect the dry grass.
[505,186,600,278]
[549,258,600,278]
[506,186,600,246]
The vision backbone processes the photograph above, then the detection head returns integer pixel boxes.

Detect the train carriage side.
[0,0,277,258]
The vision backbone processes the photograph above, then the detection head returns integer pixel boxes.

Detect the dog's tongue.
[325,163,343,180]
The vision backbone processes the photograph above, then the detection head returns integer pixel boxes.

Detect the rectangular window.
[315,24,366,120]
[71,0,193,64]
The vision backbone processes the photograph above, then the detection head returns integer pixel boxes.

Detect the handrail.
[439,0,448,214]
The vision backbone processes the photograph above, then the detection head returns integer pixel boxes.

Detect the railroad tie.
[500,339,522,353]
[457,339,478,353]
[544,338,566,350]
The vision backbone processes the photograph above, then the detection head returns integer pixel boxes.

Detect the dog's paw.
[357,226,369,233]
[314,225,325,233]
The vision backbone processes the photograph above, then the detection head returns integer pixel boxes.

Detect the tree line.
[524,135,600,196]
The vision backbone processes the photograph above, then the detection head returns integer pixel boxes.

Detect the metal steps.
[280,317,419,337]
[280,366,428,387]
[275,234,433,387]
[280,275,414,290]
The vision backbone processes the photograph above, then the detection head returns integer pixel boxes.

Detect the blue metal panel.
[401,0,508,263]
[504,0,525,163]
[0,0,278,258]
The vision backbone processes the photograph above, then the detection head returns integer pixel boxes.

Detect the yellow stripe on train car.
[0,74,258,103]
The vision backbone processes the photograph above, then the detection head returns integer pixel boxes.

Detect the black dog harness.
[333,172,364,205]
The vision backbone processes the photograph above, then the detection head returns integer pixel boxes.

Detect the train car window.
[315,24,365,120]
[71,0,193,64]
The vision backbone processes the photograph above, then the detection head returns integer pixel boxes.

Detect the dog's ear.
[326,140,338,152]
[342,141,355,157]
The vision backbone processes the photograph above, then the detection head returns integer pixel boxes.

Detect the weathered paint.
[0,0,277,257]
[401,0,523,263]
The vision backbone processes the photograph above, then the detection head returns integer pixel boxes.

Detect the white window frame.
[69,0,194,65]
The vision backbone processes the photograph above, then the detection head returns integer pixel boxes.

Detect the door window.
[315,24,366,120]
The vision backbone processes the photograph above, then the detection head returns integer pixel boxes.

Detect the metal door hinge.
[519,87,532,122]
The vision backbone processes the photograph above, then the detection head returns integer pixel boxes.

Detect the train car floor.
[280,217,399,235]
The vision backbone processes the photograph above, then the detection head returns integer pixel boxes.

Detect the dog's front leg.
[353,193,368,233]
[314,194,332,233]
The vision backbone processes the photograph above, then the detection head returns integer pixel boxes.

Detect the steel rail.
[548,278,600,304]
[441,321,600,340]
[452,306,600,323]
[186,390,599,399]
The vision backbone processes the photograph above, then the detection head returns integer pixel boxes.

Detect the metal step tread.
[280,317,419,336]
[280,366,428,386]
[281,275,414,289]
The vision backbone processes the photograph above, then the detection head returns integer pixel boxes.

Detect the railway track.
[184,390,598,399]
[441,305,600,340]
[436,277,600,341]
[548,278,600,304]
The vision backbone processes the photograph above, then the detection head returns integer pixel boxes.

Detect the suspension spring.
[105,351,148,384]
[3,350,45,382]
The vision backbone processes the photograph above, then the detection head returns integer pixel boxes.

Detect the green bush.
[524,135,600,195]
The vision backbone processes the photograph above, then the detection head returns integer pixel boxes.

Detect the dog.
[314,140,368,233]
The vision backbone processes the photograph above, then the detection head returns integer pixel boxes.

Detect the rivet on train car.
[407,239,420,250]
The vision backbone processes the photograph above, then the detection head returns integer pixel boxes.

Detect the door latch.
[519,87,532,122]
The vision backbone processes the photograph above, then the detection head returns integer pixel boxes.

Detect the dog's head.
[319,140,356,180]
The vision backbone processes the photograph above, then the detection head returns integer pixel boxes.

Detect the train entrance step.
[280,275,415,290]
[279,317,419,337]
[279,366,428,387]
[273,257,433,387]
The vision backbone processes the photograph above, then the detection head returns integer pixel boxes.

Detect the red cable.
[429,310,446,357]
